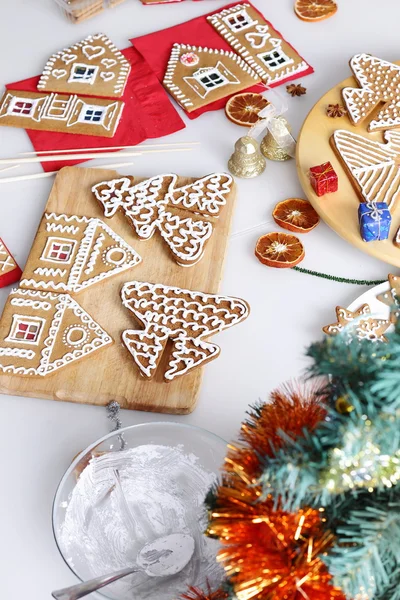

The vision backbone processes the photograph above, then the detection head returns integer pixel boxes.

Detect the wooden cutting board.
[0,166,237,414]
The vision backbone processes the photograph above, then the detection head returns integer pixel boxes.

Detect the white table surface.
[0,1,399,597]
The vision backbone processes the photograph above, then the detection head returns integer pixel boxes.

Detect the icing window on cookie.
[78,105,107,124]
[222,9,256,32]
[6,315,45,346]
[63,325,89,348]
[41,237,76,264]
[46,98,73,119]
[8,97,38,117]
[194,68,229,91]
[69,63,99,84]
[258,48,293,71]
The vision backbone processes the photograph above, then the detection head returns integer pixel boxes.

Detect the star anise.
[326,103,347,118]
[286,83,307,97]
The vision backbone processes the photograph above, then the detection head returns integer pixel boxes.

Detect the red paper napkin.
[5,47,186,173]
[131,1,314,119]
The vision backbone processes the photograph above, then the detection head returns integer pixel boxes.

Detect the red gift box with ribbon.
[309,162,338,197]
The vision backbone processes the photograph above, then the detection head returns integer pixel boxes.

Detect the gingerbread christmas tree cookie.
[121,281,250,381]
[19,212,141,294]
[37,33,131,98]
[323,304,390,342]
[331,129,400,211]
[0,288,112,376]
[207,3,310,85]
[0,239,22,289]
[163,44,260,112]
[342,54,400,132]
[92,173,234,266]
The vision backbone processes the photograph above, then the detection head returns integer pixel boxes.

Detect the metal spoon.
[52,533,195,600]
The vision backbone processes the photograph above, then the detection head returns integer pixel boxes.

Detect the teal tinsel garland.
[255,320,400,599]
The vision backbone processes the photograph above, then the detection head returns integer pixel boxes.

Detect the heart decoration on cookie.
[61,53,78,65]
[52,69,67,79]
[101,58,117,69]
[100,72,115,82]
[245,26,270,50]
[82,45,105,60]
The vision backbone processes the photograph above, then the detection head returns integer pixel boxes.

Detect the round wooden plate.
[296,66,400,267]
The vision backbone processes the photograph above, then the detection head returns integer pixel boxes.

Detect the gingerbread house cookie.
[92,173,234,266]
[207,3,309,85]
[323,304,390,342]
[0,90,124,138]
[19,212,141,294]
[163,44,260,112]
[342,54,400,132]
[121,281,250,381]
[0,239,22,289]
[37,34,131,98]
[331,129,400,211]
[0,288,112,377]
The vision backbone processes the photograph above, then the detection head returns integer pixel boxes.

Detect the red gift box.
[0,238,22,289]
[309,162,338,197]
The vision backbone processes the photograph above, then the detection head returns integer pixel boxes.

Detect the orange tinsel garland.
[207,385,346,600]
[181,583,229,600]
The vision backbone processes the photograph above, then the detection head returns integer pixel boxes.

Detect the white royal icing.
[92,173,232,267]
[121,281,250,381]
[333,129,400,211]
[343,54,400,131]
[0,241,16,273]
[0,288,112,376]
[207,3,309,84]
[20,213,141,294]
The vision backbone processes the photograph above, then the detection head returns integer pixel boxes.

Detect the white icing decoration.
[52,69,67,79]
[245,25,270,49]
[121,281,250,381]
[333,129,400,211]
[100,71,115,82]
[180,53,200,67]
[343,54,400,131]
[0,241,15,273]
[207,3,309,84]
[10,298,52,311]
[92,173,232,266]
[82,45,105,60]
[0,288,113,376]
[37,34,131,98]
[20,213,141,294]
[163,43,259,109]
[46,223,79,234]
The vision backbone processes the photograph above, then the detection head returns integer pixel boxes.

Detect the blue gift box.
[358,202,391,242]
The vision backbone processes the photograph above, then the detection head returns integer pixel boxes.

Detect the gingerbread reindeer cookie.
[92,173,234,267]
[342,54,400,131]
[121,281,250,381]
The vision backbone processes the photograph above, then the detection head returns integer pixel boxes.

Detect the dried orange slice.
[294,0,337,21]
[225,93,269,127]
[255,232,305,268]
[273,198,320,233]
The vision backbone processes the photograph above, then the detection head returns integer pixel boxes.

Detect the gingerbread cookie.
[342,54,400,132]
[331,129,400,211]
[323,304,390,342]
[19,212,141,294]
[92,173,234,266]
[0,288,112,376]
[37,34,131,98]
[377,274,400,323]
[207,3,310,85]
[121,281,250,381]
[163,44,260,112]
[0,90,124,138]
[0,239,22,289]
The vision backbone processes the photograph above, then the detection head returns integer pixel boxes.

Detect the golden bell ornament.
[228,136,266,179]
[261,116,293,162]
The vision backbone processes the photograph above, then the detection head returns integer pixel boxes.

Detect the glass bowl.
[52,422,228,600]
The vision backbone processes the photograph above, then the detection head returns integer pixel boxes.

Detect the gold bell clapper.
[260,116,294,162]
[228,136,266,179]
